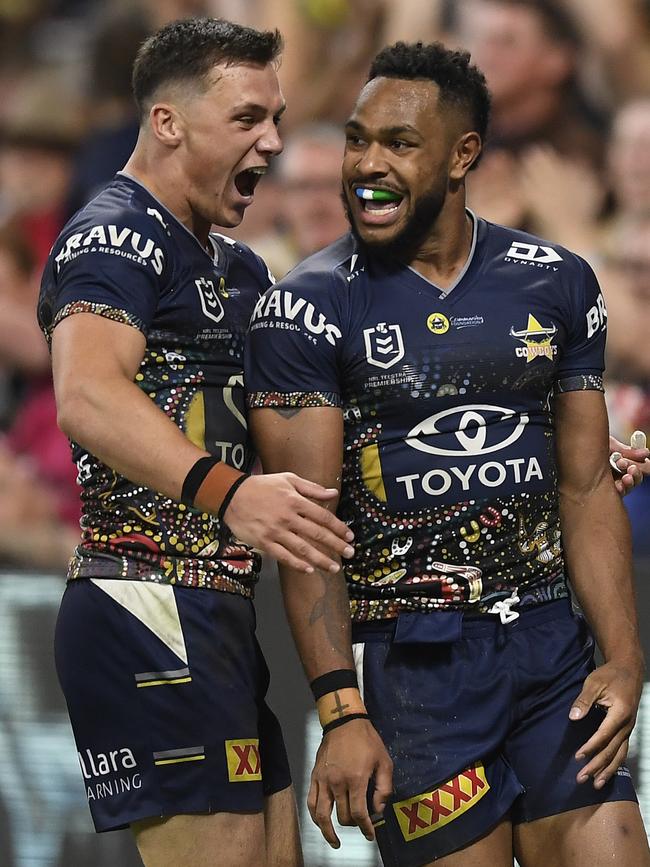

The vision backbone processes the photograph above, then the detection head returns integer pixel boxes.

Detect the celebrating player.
[246,41,650,866]
[39,18,358,867]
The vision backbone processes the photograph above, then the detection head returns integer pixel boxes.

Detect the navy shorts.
[55,579,291,832]
[352,600,637,867]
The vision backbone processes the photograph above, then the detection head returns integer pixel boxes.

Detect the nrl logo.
[363,322,405,369]
[509,313,558,362]
[196,276,224,324]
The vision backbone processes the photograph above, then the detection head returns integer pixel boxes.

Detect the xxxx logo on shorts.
[225,739,262,782]
[393,762,489,841]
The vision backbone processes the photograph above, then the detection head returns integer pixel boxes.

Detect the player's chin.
[352,220,404,248]
[215,203,247,229]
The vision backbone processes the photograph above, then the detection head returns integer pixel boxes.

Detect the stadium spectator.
[252,123,348,277]
[458,0,605,165]
[0,72,84,270]
[0,224,79,571]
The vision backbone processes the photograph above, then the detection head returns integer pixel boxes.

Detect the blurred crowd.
[1,0,649,572]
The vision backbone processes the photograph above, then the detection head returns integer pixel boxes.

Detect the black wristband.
[322,713,370,736]
[181,456,221,506]
[310,669,359,701]
[217,472,251,525]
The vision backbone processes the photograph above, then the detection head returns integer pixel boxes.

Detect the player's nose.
[257,121,283,157]
[354,141,389,176]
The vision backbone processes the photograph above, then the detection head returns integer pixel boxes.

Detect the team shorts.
[351,599,637,867]
[55,578,291,832]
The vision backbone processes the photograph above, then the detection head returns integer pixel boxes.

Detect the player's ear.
[148,102,184,148]
[449,131,482,180]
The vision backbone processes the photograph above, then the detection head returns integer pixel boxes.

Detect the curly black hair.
[132,17,283,121]
[368,41,491,147]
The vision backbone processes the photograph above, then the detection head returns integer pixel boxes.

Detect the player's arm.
[51,312,354,573]
[555,389,645,787]
[250,405,393,849]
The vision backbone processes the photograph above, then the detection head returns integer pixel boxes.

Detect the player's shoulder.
[51,174,170,274]
[279,233,359,294]
[64,174,170,235]
[248,236,355,342]
[210,231,275,289]
[483,218,592,278]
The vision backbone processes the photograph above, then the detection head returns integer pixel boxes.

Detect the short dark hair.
[368,41,491,149]
[132,17,283,121]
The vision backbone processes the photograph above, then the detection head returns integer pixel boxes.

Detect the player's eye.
[390,140,411,151]
[236,116,256,128]
[345,134,364,147]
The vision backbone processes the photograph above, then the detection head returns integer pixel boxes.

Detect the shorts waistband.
[351,598,575,644]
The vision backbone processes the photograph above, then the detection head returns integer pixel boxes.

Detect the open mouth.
[234,166,267,199]
[353,185,404,222]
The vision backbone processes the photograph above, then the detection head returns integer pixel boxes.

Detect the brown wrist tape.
[192,461,245,513]
[317,687,366,727]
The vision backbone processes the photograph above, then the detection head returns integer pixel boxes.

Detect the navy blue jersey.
[39,173,273,596]
[245,212,607,620]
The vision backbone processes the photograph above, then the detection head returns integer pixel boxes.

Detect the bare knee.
[515,801,650,867]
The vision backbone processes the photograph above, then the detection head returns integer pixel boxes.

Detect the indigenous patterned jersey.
[39,173,272,596]
[245,212,607,620]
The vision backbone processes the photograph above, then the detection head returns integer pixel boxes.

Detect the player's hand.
[609,435,649,496]
[570,657,644,788]
[307,719,393,848]
[223,472,354,574]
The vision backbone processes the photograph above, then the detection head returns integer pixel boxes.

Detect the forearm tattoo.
[309,571,352,659]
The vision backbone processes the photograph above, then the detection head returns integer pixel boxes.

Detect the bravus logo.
[251,289,342,345]
[55,225,165,274]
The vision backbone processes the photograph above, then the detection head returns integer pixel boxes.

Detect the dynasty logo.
[510,314,558,362]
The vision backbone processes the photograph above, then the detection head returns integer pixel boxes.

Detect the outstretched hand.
[609,435,650,496]
[223,472,354,573]
[308,719,393,848]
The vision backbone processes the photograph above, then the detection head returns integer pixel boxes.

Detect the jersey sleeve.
[248,247,277,293]
[40,212,167,340]
[555,258,607,393]
[245,273,344,409]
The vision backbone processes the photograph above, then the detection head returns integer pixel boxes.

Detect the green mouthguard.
[356,188,402,202]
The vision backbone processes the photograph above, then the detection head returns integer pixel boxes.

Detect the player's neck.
[408,204,473,290]
[123,147,211,249]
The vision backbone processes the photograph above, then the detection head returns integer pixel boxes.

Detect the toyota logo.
[406,405,529,456]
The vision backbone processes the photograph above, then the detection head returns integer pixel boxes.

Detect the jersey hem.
[554,372,604,393]
[66,570,255,598]
[247,390,341,408]
[49,300,146,340]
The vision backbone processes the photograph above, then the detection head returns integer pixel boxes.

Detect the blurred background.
[1,0,649,864]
